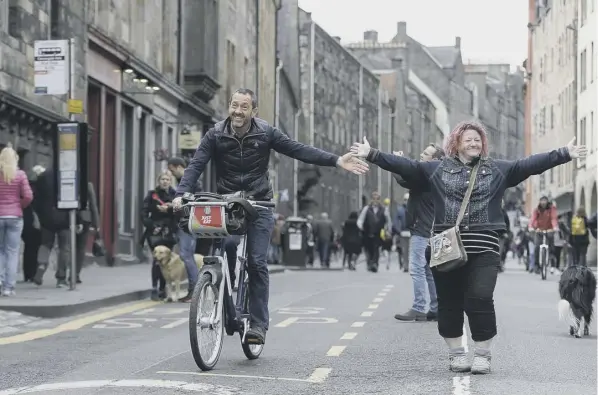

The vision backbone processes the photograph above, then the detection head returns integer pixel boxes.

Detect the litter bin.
[283,216,308,267]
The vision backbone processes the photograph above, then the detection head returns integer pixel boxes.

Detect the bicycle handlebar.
[176,192,276,210]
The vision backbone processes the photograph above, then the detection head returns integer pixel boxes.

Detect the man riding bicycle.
[172,88,368,345]
[529,196,558,273]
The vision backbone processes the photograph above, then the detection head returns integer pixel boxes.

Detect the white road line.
[377,292,387,297]
[274,317,298,327]
[340,332,357,340]
[351,321,366,328]
[360,311,373,317]
[385,284,394,288]
[368,304,379,309]
[373,298,383,302]
[157,371,315,383]
[307,368,332,383]
[452,375,471,395]
[326,346,346,356]
[461,324,468,352]
[160,318,188,329]
[0,380,237,395]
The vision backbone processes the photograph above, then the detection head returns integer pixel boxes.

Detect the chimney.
[396,21,407,40]
[332,36,341,43]
[363,30,378,42]
[455,36,461,49]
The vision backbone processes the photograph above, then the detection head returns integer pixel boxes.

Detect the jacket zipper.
[222,132,266,195]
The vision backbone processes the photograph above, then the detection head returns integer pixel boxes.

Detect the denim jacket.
[366,148,571,233]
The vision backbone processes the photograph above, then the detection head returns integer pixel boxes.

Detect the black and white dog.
[557,265,597,338]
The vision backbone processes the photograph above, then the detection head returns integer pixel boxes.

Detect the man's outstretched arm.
[270,127,339,166]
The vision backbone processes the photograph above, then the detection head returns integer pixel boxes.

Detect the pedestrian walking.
[357,191,391,272]
[351,120,587,374]
[0,145,33,296]
[392,144,444,322]
[341,211,361,270]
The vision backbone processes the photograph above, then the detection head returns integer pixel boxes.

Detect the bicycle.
[178,191,275,371]
[534,229,554,281]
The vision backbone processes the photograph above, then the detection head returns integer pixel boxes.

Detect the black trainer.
[426,311,438,321]
[245,326,266,344]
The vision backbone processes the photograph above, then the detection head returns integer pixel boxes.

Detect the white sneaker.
[2,289,15,297]
[471,354,491,374]
[550,267,555,274]
[449,349,471,372]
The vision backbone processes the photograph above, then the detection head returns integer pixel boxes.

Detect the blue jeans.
[409,235,438,314]
[177,229,198,290]
[317,240,330,265]
[233,208,274,329]
[0,217,24,291]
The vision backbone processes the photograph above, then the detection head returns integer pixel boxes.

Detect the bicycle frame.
[539,232,549,265]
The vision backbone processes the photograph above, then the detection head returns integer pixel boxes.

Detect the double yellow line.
[0,300,159,345]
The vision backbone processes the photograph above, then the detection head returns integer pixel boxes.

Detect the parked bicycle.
[177,191,275,371]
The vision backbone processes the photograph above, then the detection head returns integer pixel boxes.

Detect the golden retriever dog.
[153,245,204,302]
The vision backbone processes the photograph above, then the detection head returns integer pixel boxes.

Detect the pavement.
[0,262,286,319]
[0,254,595,395]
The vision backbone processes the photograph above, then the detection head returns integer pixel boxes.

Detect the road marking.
[351,321,366,328]
[157,370,321,383]
[360,311,373,317]
[0,379,238,395]
[0,301,158,345]
[368,304,379,309]
[307,368,332,383]
[274,317,338,327]
[161,318,188,329]
[377,292,387,297]
[373,298,383,302]
[385,284,394,288]
[326,346,346,356]
[277,307,325,315]
[461,324,468,352]
[340,332,357,340]
[452,375,471,395]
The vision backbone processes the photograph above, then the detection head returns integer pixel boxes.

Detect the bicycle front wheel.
[540,249,548,280]
[189,273,224,371]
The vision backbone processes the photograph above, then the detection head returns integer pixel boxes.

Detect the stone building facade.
[298,9,391,224]
[0,0,218,264]
[528,0,578,215]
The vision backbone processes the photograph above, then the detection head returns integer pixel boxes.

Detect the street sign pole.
[68,38,77,291]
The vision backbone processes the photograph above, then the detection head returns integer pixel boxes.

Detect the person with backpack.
[569,207,590,266]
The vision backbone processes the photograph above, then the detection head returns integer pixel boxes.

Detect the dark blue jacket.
[366,148,571,233]
[394,174,435,238]
[176,117,339,200]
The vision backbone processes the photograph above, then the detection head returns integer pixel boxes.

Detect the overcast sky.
[297,0,528,68]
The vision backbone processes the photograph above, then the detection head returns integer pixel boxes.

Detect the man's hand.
[566,136,588,159]
[350,137,371,158]
[337,153,369,175]
[157,205,169,213]
[172,197,183,210]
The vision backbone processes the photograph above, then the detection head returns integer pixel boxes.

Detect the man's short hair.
[167,157,187,168]
[428,143,445,159]
[230,88,258,108]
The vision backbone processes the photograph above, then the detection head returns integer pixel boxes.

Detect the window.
[581,0,587,26]
[243,57,249,87]
[550,105,554,129]
[226,40,236,102]
[581,49,587,92]
[580,117,587,148]
[8,1,21,39]
[591,42,595,83]
[167,127,174,158]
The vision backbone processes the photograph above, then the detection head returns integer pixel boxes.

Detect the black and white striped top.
[458,230,501,255]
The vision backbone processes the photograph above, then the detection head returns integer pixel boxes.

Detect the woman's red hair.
[443,121,489,158]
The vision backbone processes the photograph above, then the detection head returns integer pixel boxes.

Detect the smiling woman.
[350,120,587,375]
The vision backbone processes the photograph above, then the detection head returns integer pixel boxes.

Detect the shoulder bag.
[429,162,480,272]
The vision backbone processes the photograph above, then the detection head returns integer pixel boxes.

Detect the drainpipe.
[309,20,315,146]
[273,59,283,200]
[377,85,382,194]
[358,65,364,206]
[255,0,260,98]
[293,108,301,216]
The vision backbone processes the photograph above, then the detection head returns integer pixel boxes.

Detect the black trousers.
[22,228,42,281]
[363,236,380,268]
[432,251,500,342]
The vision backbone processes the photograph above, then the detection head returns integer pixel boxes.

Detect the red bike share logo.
[194,205,222,228]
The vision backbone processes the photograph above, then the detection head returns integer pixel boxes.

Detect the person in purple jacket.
[172,88,368,344]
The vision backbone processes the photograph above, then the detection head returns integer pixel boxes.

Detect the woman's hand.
[567,137,588,159]
[350,137,372,158]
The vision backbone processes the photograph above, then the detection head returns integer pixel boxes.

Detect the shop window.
[153,120,164,182]
[121,104,134,234]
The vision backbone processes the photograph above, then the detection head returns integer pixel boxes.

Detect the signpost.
[36,38,86,290]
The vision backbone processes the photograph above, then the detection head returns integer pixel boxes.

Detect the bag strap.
[455,162,481,227]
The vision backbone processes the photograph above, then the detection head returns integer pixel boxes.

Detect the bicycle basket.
[187,202,229,238]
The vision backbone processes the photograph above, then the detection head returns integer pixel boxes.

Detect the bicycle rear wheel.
[189,273,224,371]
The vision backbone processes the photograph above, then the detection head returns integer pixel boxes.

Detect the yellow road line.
[0,301,159,345]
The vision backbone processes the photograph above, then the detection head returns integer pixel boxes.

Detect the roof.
[426,46,460,68]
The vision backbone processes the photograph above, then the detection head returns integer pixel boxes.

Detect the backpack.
[571,216,586,236]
